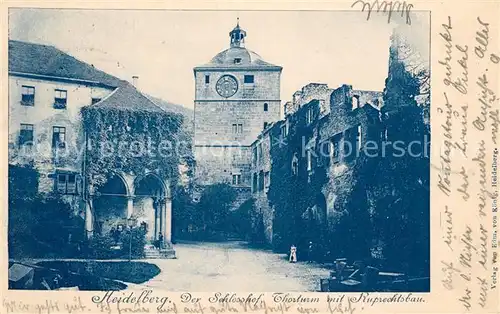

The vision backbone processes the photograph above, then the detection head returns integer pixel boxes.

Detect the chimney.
[132,75,139,89]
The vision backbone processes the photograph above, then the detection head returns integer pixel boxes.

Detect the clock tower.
[193,20,282,188]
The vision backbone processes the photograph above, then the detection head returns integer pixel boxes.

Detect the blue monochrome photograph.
[7,9,430,292]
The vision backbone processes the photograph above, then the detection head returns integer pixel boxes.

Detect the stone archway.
[133,173,172,244]
[84,172,172,247]
[92,174,131,236]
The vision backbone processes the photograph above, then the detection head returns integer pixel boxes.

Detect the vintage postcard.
[1,0,499,313]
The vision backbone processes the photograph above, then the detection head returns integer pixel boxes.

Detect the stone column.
[127,196,134,219]
[158,198,165,245]
[154,198,160,240]
[163,197,172,243]
[85,196,94,238]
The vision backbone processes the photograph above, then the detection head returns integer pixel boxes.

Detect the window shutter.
[67,174,76,194]
[57,175,67,193]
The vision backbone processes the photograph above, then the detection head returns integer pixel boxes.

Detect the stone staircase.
[144,244,176,259]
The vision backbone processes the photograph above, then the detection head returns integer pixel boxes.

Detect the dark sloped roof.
[9,40,122,87]
[89,83,166,113]
[10,40,167,113]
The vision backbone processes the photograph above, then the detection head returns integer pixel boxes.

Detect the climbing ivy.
[265,34,429,272]
[81,107,183,189]
[369,34,430,275]
[267,102,328,254]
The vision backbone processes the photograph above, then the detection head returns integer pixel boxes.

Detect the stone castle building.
[8,40,181,250]
[251,83,383,244]
[193,21,282,191]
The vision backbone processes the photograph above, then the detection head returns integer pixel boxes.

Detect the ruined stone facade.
[318,86,383,225]
[193,22,282,190]
[250,83,383,246]
[285,83,333,117]
[250,121,281,243]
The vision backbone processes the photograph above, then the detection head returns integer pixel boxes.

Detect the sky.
[9,9,430,109]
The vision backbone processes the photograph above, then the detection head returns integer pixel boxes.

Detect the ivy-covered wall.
[81,107,183,189]
[266,99,330,255]
[263,89,382,259]
[248,33,430,276]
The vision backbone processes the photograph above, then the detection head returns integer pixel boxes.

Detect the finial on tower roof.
[229,18,246,47]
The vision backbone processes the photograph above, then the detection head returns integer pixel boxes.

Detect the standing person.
[158,232,164,250]
[289,244,297,263]
[116,225,123,242]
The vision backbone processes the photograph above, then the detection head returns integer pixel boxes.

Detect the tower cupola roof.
[229,18,247,48]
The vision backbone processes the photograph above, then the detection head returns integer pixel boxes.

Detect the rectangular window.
[307,150,313,171]
[232,174,241,185]
[357,125,362,152]
[52,126,66,148]
[56,172,78,194]
[54,89,67,109]
[258,171,264,191]
[234,58,242,64]
[264,171,270,190]
[306,107,315,125]
[21,86,35,106]
[352,95,360,110]
[244,75,254,84]
[280,121,289,138]
[205,75,210,84]
[252,146,258,165]
[324,141,331,156]
[332,134,342,163]
[19,123,34,146]
[67,174,76,194]
[232,123,243,134]
[257,142,262,163]
[91,97,101,105]
[57,174,67,193]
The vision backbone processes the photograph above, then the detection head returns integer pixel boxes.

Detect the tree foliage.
[8,164,83,258]
[195,183,237,236]
[172,186,198,239]
[368,33,430,275]
[232,198,255,241]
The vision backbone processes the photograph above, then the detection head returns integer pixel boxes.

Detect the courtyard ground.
[141,241,331,291]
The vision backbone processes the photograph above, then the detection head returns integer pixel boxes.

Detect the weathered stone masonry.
[250,83,383,246]
[193,22,282,192]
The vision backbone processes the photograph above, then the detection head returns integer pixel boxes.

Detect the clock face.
[216,75,238,98]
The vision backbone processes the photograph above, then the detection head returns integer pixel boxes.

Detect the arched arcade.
[84,171,172,245]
